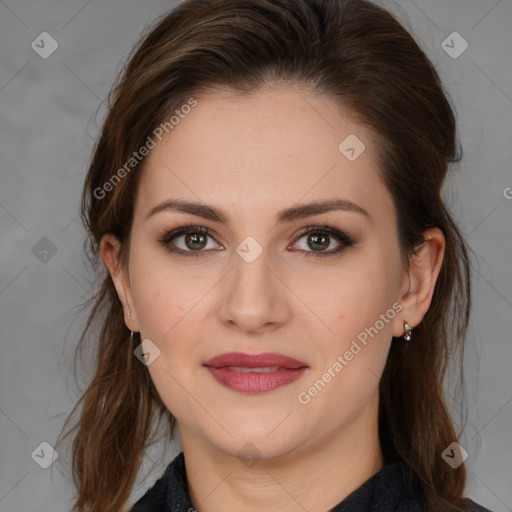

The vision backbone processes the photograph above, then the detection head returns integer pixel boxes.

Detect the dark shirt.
[130,452,493,512]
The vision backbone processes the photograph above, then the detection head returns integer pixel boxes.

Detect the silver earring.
[127,308,135,339]
[403,322,413,341]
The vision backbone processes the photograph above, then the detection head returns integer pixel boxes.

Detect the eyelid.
[157,223,355,258]
[290,225,355,257]
[157,225,222,257]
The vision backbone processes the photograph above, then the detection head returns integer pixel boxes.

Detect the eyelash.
[156,225,356,259]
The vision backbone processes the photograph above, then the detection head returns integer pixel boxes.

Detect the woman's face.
[108,86,413,460]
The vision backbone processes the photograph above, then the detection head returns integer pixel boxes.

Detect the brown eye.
[158,226,221,257]
[292,226,355,258]
[183,232,208,251]
[305,232,330,252]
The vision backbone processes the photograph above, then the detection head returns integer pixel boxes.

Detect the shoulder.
[460,497,495,512]
[127,452,186,512]
[397,463,494,512]
[128,478,168,512]
[127,463,173,512]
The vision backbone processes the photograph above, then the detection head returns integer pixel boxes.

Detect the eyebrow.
[145,198,370,225]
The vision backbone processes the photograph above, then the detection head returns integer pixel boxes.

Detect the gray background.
[0,0,511,511]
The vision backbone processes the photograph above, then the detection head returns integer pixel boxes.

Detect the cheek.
[297,262,398,424]
[300,255,400,334]
[302,249,402,401]
[129,248,195,344]
[128,247,220,396]
[129,258,206,416]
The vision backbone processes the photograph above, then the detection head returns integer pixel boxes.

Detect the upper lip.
[204,352,309,369]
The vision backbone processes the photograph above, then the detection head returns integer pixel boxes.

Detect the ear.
[100,233,140,332]
[392,227,445,337]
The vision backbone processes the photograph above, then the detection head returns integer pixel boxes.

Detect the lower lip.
[206,367,308,393]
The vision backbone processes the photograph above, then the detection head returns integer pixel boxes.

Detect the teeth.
[227,366,280,373]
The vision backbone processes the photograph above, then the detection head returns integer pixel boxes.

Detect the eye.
[157,224,355,259]
[291,226,355,258]
[157,226,221,257]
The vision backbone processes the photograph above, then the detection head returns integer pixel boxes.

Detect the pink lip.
[203,352,309,394]
[204,352,308,369]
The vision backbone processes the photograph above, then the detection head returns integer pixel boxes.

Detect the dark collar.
[130,452,490,512]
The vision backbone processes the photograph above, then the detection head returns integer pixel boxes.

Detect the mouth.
[203,352,309,393]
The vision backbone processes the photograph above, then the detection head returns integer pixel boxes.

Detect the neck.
[179,398,384,512]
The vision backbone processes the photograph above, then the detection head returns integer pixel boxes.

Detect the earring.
[127,309,134,339]
[403,321,413,341]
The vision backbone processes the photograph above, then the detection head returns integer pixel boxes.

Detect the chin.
[199,419,309,462]
[216,436,300,464]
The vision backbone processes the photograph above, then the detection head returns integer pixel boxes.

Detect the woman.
[55,0,494,511]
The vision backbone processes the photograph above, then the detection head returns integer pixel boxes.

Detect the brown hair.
[55,0,473,511]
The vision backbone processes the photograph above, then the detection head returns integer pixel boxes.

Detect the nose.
[218,246,291,335]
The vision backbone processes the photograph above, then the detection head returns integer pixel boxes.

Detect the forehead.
[135,86,392,225]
